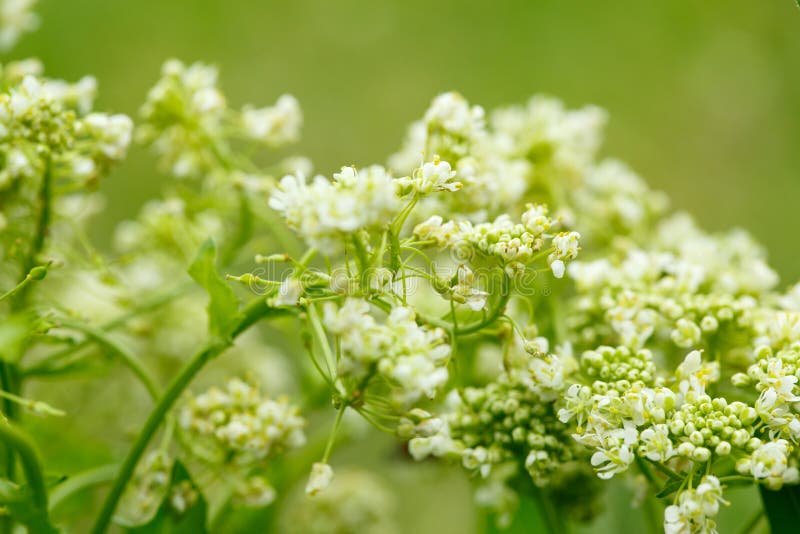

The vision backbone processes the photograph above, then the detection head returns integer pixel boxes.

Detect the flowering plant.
[0,3,798,533]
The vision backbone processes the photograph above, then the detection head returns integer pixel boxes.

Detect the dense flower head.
[5,30,800,532]
[179,378,306,465]
[323,298,451,405]
[270,165,400,254]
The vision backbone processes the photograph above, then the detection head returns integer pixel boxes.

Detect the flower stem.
[23,282,194,377]
[58,320,160,400]
[90,298,291,534]
[0,421,49,511]
[0,264,48,304]
[48,463,118,512]
[321,402,347,464]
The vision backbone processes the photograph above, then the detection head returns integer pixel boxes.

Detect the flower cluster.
[664,475,727,534]
[0,60,131,287]
[0,0,37,51]
[138,59,301,179]
[382,91,800,532]
[323,298,451,405]
[413,203,579,278]
[7,18,800,531]
[269,166,400,254]
[178,377,306,465]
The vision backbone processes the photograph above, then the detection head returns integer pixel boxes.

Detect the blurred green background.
[6,1,799,532]
[9,0,800,282]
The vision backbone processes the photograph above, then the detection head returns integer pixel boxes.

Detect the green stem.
[20,155,53,292]
[23,282,194,377]
[534,487,565,534]
[48,464,118,512]
[0,422,48,511]
[90,299,290,534]
[58,321,160,400]
[307,303,336,380]
[220,189,254,265]
[1,156,54,505]
[321,403,347,464]
[636,456,660,489]
[0,265,48,303]
[370,277,511,337]
[646,458,682,480]
[390,195,418,236]
[450,273,511,335]
[351,235,370,290]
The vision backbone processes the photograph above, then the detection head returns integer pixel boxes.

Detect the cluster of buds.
[178,378,306,466]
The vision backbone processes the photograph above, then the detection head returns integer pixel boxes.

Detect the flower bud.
[305,462,334,496]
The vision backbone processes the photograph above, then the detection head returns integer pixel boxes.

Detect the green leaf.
[656,477,684,499]
[0,477,59,534]
[128,461,208,534]
[188,239,241,339]
[760,483,800,534]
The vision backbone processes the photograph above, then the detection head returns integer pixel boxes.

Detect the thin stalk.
[0,265,47,304]
[646,458,682,480]
[48,464,118,512]
[0,422,48,510]
[23,282,194,377]
[1,156,54,499]
[307,304,336,379]
[534,487,565,534]
[90,299,291,534]
[321,402,347,464]
[19,155,53,295]
[59,321,160,400]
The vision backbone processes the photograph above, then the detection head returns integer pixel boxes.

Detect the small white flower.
[82,113,134,160]
[273,278,303,307]
[742,439,799,489]
[638,424,675,462]
[305,462,334,496]
[424,91,485,139]
[242,94,302,146]
[550,260,565,279]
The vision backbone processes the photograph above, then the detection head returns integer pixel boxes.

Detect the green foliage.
[0,478,58,534]
[187,239,241,340]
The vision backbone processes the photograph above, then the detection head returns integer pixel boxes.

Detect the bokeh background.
[7,1,800,532]
[11,0,800,282]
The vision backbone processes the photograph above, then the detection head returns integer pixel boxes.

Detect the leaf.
[128,461,208,534]
[656,477,684,499]
[0,477,59,534]
[655,469,706,499]
[188,239,241,339]
[44,473,68,488]
[760,483,800,534]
